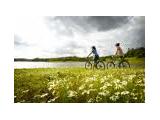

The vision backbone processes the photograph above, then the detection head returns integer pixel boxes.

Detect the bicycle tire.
[119,60,130,68]
[85,61,92,70]
[107,62,115,69]
[96,61,105,70]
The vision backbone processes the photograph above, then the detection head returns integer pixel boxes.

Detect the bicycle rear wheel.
[107,62,115,69]
[119,60,130,68]
[85,61,92,70]
[96,61,105,70]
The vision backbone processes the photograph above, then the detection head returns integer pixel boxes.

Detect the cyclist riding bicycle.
[106,43,130,69]
[115,43,124,56]
[87,46,99,66]
[115,43,124,59]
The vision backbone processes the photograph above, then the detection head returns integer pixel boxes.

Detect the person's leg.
[120,55,123,60]
[95,55,99,69]
[93,58,96,69]
[118,55,124,67]
[93,56,96,69]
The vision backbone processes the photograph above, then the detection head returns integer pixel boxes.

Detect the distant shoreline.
[14,47,145,62]
[14,56,87,62]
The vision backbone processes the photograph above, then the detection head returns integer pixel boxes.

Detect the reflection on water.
[14,62,85,69]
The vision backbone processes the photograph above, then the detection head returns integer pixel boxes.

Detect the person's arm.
[87,52,92,58]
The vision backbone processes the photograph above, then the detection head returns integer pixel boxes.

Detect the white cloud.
[14,16,145,58]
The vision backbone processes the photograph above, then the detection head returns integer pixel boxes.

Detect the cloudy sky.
[14,16,145,58]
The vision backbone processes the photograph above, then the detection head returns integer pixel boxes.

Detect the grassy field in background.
[14,58,145,103]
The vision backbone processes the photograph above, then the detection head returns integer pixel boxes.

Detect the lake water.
[14,62,85,69]
[14,61,144,69]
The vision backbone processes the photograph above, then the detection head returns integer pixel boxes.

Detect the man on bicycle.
[87,46,99,67]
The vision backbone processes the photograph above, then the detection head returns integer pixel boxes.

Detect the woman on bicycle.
[87,46,99,66]
[115,43,124,57]
[114,43,130,68]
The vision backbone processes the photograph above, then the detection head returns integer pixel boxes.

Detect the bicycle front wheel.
[85,61,92,70]
[119,60,130,68]
[96,61,105,70]
[107,62,115,69]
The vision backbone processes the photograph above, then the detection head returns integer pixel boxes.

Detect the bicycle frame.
[85,57,105,70]
[107,56,129,67]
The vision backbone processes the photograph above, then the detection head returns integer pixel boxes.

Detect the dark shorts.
[93,55,99,63]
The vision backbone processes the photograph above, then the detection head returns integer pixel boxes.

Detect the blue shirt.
[92,49,99,57]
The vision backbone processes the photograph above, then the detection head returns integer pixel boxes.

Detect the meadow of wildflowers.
[14,67,144,103]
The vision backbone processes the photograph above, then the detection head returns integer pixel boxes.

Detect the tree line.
[14,47,145,62]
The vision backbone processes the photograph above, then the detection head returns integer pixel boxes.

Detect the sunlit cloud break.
[14,16,145,58]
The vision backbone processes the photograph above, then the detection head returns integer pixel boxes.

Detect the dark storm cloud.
[137,17,145,47]
[88,16,132,31]
[15,16,145,58]
[45,16,132,36]
[131,27,145,47]
[44,16,144,57]
[14,34,29,47]
[127,16,145,48]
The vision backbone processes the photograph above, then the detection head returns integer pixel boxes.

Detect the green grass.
[14,66,145,103]
[127,57,145,64]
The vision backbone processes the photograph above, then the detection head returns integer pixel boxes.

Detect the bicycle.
[85,57,105,70]
[106,55,130,69]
